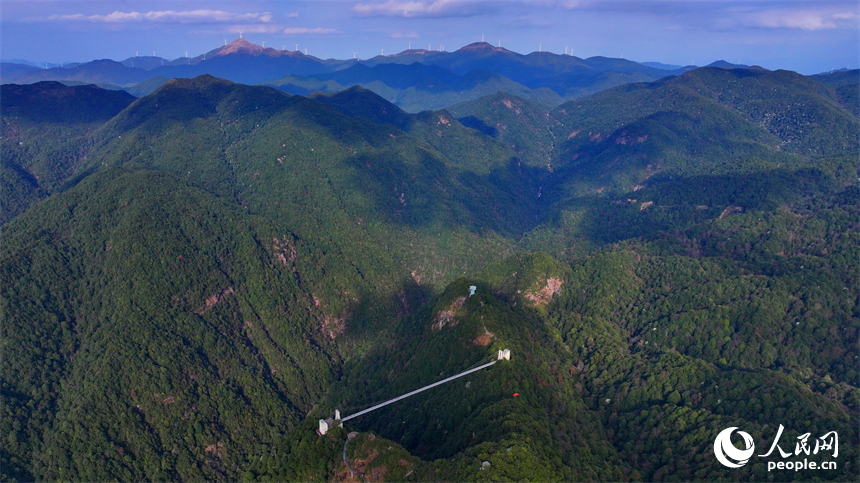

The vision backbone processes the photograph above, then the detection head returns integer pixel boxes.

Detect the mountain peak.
[205,38,310,61]
[706,60,745,69]
[457,42,509,53]
[214,38,265,56]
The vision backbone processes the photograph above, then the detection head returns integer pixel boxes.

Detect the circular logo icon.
[714,427,755,468]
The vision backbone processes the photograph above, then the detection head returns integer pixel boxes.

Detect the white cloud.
[749,9,858,30]
[507,14,554,28]
[390,30,420,38]
[227,25,284,34]
[45,10,273,24]
[282,27,337,35]
[832,12,858,20]
[352,0,497,18]
[561,1,589,9]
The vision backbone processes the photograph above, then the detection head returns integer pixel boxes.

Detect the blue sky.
[2,0,857,74]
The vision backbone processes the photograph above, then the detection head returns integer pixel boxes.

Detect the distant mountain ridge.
[1,41,803,115]
[1,40,699,111]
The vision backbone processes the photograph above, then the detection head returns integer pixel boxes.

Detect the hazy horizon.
[2,0,858,76]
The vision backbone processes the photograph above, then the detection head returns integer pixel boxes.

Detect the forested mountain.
[447,91,562,169]
[262,62,565,112]
[541,67,858,204]
[809,69,860,117]
[0,82,136,223]
[1,64,857,481]
[1,40,689,110]
[261,43,687,111]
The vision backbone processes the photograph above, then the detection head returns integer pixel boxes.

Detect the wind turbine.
[152,51,156,56]
[239,32,243,39]
[481,33,484,42]
[498,39,501,47]
[304,48,308,55]
[135,51,139,57]
[262,41,266,48]
[185,51,188,58]
[381,48,384,56]
[282,45,286,51]
[353,52,357,59]
[295,43,299,51]
[539,43,542,52]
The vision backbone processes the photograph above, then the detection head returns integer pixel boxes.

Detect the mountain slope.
[264,62,562,112]
[310,224,858,481]
[0,82,136,223]
[545,67,858,201]
[310,86,543,233]
[809,69,859,117]
[12,76,543,340]
[321,271,627,481]
[2,62,858,482]
[1,81,135,123]
[88,75,536,237]
[0,75,545,481]
[448,91,562,169]
[1,168,342,481]
[664,68,858,155]
[0,62,42,83]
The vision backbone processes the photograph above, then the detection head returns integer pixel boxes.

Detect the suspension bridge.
[318,349,511,435]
